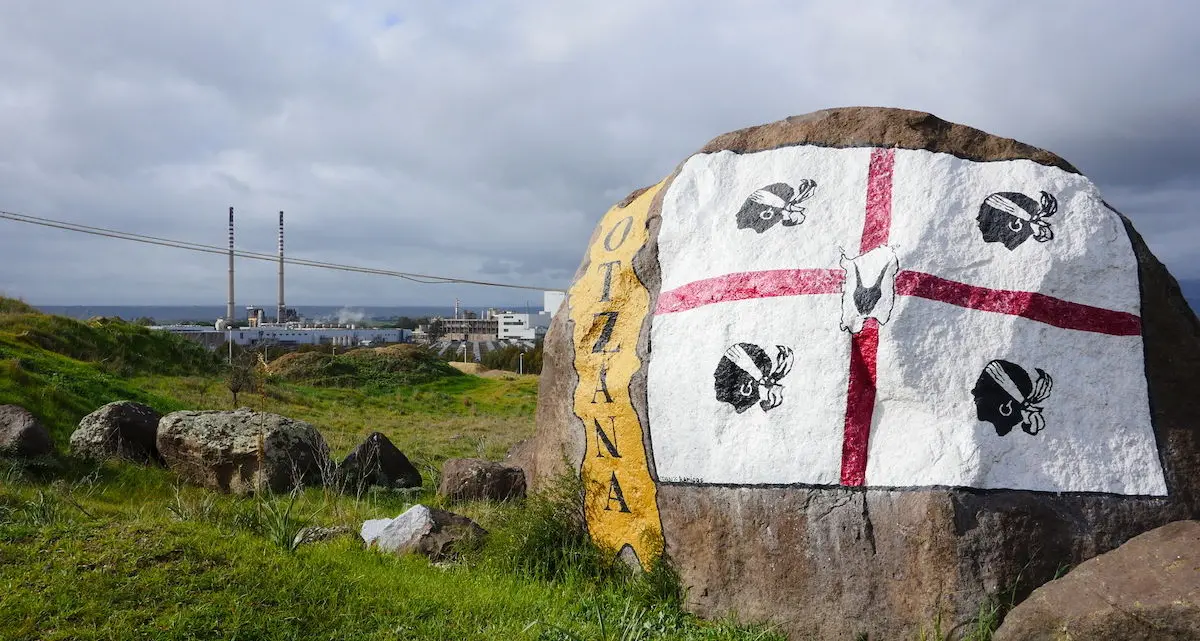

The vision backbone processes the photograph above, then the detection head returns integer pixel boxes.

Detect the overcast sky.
[0,1,1196,308]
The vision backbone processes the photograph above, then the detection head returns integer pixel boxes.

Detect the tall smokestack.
[277,211,285,323]
[226,207,235,322]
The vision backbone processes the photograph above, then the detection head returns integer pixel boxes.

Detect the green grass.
[0,299,783,639]
[270,345,464,390]
[0,301,221,444]
[0,463,784,641]
[0,335,190,445]
[134,373,538,470]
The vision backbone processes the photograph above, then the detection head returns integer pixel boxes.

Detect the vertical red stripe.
[840,320,879,486]
[839,147,894,486]
[860,148,895,254]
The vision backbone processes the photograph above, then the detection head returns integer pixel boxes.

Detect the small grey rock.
[437,458,526,502]
[70,401,162,464]
[335,431,422,494]
[364,504,487,561]
[0,405,53,458]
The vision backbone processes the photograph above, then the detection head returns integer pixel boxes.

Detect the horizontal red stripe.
[895,270,1142,336]
[655,268,844,314]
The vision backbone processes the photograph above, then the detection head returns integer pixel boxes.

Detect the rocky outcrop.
[70,401,162,463]
[994,520,1200,640]
[334,431,421,494]
[0,405,53,457]
[156,409,330,494]
[437,458,526,502]
[361,504,486,561]
[529,107,1200,639]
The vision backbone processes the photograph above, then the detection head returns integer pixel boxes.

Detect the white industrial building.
[152,324,410,348]
[495,311,552,341]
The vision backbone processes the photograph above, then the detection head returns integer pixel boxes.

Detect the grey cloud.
[1,0,1198,308]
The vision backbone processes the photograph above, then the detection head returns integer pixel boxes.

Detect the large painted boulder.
[529,107,1200,639]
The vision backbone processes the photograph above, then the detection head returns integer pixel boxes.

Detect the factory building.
[438,314,499,342]
[495,311,551,341]
[153,324,410,348]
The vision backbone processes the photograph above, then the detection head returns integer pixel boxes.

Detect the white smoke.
[336,307,366,325]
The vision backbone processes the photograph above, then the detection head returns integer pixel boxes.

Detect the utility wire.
[0,209,566,293]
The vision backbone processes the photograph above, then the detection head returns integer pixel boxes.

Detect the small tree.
[227,349,259,407]
[427,318,444,342]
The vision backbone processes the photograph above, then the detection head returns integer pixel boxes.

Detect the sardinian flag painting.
[646,145,1167,496]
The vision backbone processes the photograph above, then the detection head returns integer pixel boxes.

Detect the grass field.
[0,301,786,640]
[0,301,1006,640]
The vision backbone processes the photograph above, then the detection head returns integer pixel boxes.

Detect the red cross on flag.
[646,146,1166,496]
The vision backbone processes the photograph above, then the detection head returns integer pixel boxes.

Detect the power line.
[0,209,567,293]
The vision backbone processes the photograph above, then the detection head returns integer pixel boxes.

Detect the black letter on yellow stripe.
[605,472,631,513]
[591,312,620,353]
[594,417,620,458]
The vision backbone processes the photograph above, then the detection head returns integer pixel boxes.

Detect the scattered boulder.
[994,520,1200,641]
[334,432,421,494]
[529,107,1200,639]
[292,525,353,549]
[156,409,330,494]
[0,404,53,457]
[70,401,162,464]
[361,504,486,561]
[437,458,526,502]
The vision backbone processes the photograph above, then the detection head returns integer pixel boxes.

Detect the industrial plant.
[150,208,565,357]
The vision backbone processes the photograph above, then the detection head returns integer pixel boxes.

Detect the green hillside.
[0,298,217,443]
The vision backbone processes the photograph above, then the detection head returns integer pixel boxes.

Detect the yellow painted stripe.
[570,182,664,567]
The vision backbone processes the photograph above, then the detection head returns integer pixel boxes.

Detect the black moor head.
[714,343,795,413]
[972,359,1053,436]
[977,191,1057,250]
[736,180,817,233]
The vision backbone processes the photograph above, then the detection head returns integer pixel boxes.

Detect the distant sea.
[33,305,534,325]
[33,281,1200,324]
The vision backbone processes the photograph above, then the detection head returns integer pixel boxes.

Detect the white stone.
[369,505,433,553]
[360,518,394,545]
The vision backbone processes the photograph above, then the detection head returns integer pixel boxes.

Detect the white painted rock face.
[648,146,1164,496]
